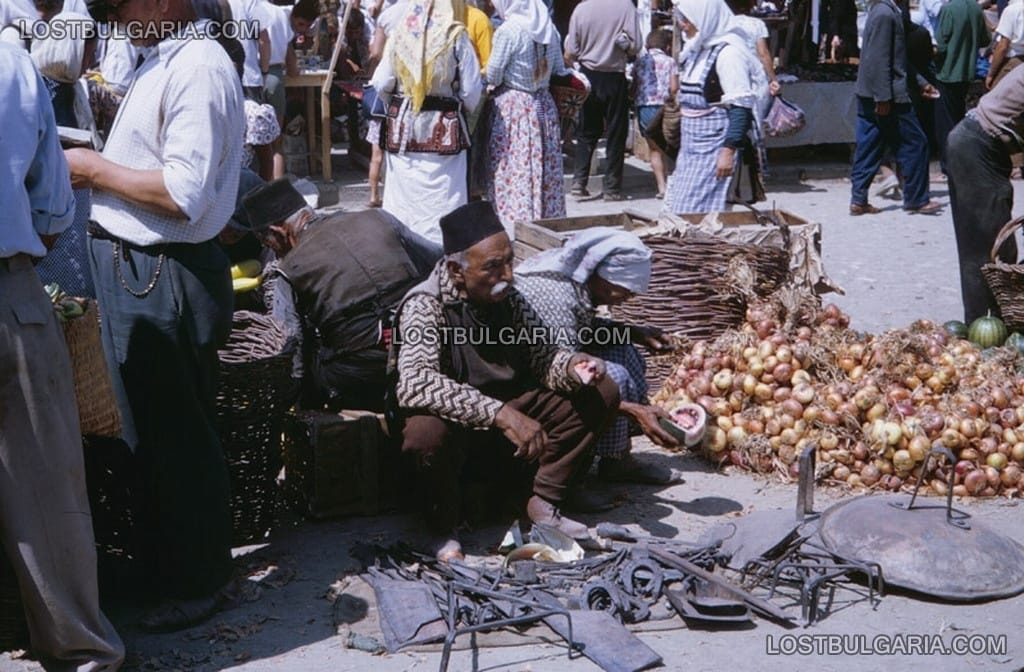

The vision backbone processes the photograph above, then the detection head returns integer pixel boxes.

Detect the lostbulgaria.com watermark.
[21,18,260,41]
[766,633,1008,657]
[393,325,632,348]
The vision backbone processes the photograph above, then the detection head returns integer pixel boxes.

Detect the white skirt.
[382,150,468,246]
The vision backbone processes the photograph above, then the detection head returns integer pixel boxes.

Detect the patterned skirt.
[486,87,566,237]
[586,343,648,458]
[664,108,733,215]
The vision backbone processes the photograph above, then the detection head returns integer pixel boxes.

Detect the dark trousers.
[947,116,1017,323]
[850,97,931,209]
[401,377,620,532]
[0,255,124,670]
[935,80,970,176]
[89,233,235,599]
[573,69,629,195]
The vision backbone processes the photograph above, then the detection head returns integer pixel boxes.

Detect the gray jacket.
[855,0,918,103]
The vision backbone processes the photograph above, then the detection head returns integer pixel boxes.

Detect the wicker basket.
[62,300,121,438]
[981,216,1024,330]
[610,232,790,390]
[0,549,28,652]
[215,311,298,547]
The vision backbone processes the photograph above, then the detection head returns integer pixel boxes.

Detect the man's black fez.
[240,178,308,231]
[440,201,507,255]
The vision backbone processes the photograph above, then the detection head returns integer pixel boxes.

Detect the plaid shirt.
[395,263,577,428]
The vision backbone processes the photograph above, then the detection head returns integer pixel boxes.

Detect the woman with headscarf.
[370,0,484,245]
[515,229,685,494]
[482,0,569,237]
[663,0,765,215]
[31,11,101,298]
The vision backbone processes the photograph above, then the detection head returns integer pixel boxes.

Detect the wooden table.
[285,69,334,182]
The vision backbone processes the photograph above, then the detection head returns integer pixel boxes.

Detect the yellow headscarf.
[388,0,467,111]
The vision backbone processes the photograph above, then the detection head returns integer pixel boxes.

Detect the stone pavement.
[4,148,1024,672]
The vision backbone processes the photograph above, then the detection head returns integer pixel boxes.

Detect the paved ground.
[5,148,1024,672]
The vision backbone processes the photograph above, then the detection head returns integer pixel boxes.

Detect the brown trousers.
[401,377,620,532]
[0,256,124,671]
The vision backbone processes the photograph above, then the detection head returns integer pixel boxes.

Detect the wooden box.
[281,409,390,519]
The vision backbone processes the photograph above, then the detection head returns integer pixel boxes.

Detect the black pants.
[946,116,1017,323]
[89,232,234,599]
[573,69,629,195]
[935,80,970,176]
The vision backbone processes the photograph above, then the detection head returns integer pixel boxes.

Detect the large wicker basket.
[215,311,298,547]
[981,216,1024,330]
[62,300,121,438]
[610,231,790,389]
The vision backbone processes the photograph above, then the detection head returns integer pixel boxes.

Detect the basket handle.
[989,216,1024,264]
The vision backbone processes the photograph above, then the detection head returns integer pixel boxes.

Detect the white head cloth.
[673,0,761,107]
[516,227,653,294]
[491,0,559,45]
[30,11,94,83]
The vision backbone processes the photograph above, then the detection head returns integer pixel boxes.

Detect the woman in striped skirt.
[484,0,569,238]
[664,0,764,215]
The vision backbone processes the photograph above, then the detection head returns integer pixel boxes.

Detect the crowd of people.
[3,0,1024,667]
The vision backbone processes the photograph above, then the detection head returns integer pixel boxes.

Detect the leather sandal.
[849,203,881,216]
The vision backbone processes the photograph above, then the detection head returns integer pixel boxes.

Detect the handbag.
[660,97,681,159]
[383,95,469,155]
[383,48,469,155]
[764,95,806,137]
[361,83,386,120]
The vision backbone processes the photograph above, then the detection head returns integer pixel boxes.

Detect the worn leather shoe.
[849,203,881,216]
[562,487,619,513]
[527,495,590,539]
[598,455,685,485]
[905,200,943,215]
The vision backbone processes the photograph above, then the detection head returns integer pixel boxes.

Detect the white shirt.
[263,2,292,65]
[0,42,75,258]
[376,0,407,37]
[99,35,137,94]
[996,0,1024,58]
[91,24,244,246]
[229,0,270,87]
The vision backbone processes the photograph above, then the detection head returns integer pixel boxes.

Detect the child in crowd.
[632,28,676,198]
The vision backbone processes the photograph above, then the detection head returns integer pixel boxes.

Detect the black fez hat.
[241,178,308,231]
[440,201,506,255]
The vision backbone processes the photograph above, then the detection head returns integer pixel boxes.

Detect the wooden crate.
[514,212,649,261]
[281,409,391,519]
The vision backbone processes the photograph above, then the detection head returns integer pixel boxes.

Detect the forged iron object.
[814,447,1024,602]
[704,446,884,624]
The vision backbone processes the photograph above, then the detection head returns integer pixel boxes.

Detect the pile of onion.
[653,301,1024,498]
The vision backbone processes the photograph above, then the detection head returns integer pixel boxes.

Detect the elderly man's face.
[450,232,514,304]
[587,274,634,306]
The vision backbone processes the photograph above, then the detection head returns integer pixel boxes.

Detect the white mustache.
[491,281,510,297]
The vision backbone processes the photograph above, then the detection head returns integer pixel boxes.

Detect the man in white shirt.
[66,0,244,633]
[0,40,125,672]
[227,0,272,99]
[988,0,1024,88]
